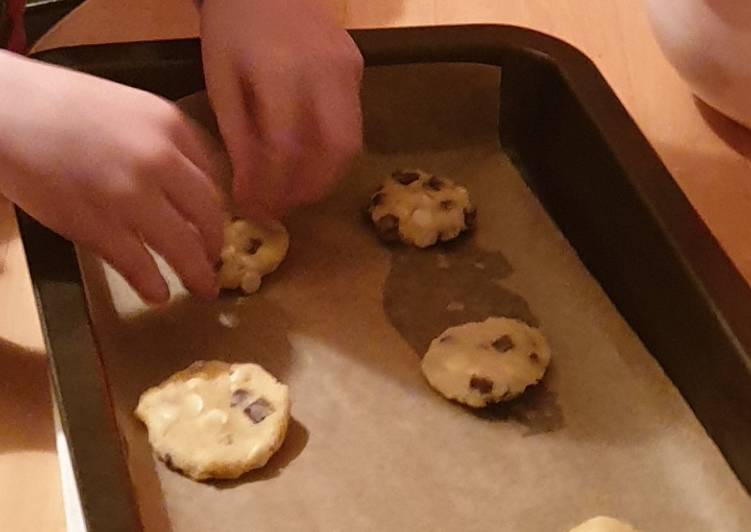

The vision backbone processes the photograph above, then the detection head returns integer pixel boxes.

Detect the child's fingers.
[207,71,279,221]
[161,153,225,262]
[92,229,170,304]
[134,193,218,300]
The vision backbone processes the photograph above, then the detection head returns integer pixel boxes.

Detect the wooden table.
[3,1,751,530]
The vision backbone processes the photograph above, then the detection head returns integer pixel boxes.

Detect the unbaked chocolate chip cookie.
[421,317,551,407]
[135,361,290,480]
[367,169,476,248]
[218,217,289,294]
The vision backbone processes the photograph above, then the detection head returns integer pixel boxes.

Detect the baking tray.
[25,0,86,47]
[20,25,751,531]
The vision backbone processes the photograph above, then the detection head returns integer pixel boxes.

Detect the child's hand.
[0,52,224,303]
[199,0,364,219]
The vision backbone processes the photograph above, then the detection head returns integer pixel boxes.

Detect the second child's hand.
[199,0,364,220]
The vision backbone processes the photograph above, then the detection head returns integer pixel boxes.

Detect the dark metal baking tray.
[25,0,86,47]
[19,25,751,531]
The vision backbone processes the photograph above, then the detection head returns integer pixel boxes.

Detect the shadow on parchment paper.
[381,232,564,434]
[469,367,562,435]
[151,418,309,491]
[382,234,537,354]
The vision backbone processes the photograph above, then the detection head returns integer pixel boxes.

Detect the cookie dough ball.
[218,218,289,294]
[135,361,290,481]
[569,517,642,532]
[367,169,476,248]
[421,317,551,408]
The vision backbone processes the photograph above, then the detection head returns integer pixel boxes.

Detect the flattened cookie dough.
[135,361,290,480]
[421,317,551,407]
[569,517,642,532]
[218,218,289,294]
[368,169,476,248]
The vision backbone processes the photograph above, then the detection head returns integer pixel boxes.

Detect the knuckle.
[304,40,362,77]
[100,177,154,220]
[154,100,185,128]
[152,101,194,142]
[100,175,141,209]
[134,140,179,175]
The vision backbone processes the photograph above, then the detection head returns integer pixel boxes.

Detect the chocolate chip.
[247,238,262,255]
[161,453,184,473]
[469,376,494,394]
[374,214,400,243]
[244,397,274,423]
[393,171,420,185]
[464,207,477,228]
[424,176,444,191]
[492,335,514,353]
[230,389,250,407]
[371,192,385,207]
[529,352,540,362]
[439,200,455,210]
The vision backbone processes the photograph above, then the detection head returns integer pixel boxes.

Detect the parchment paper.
[79,64,751,532]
